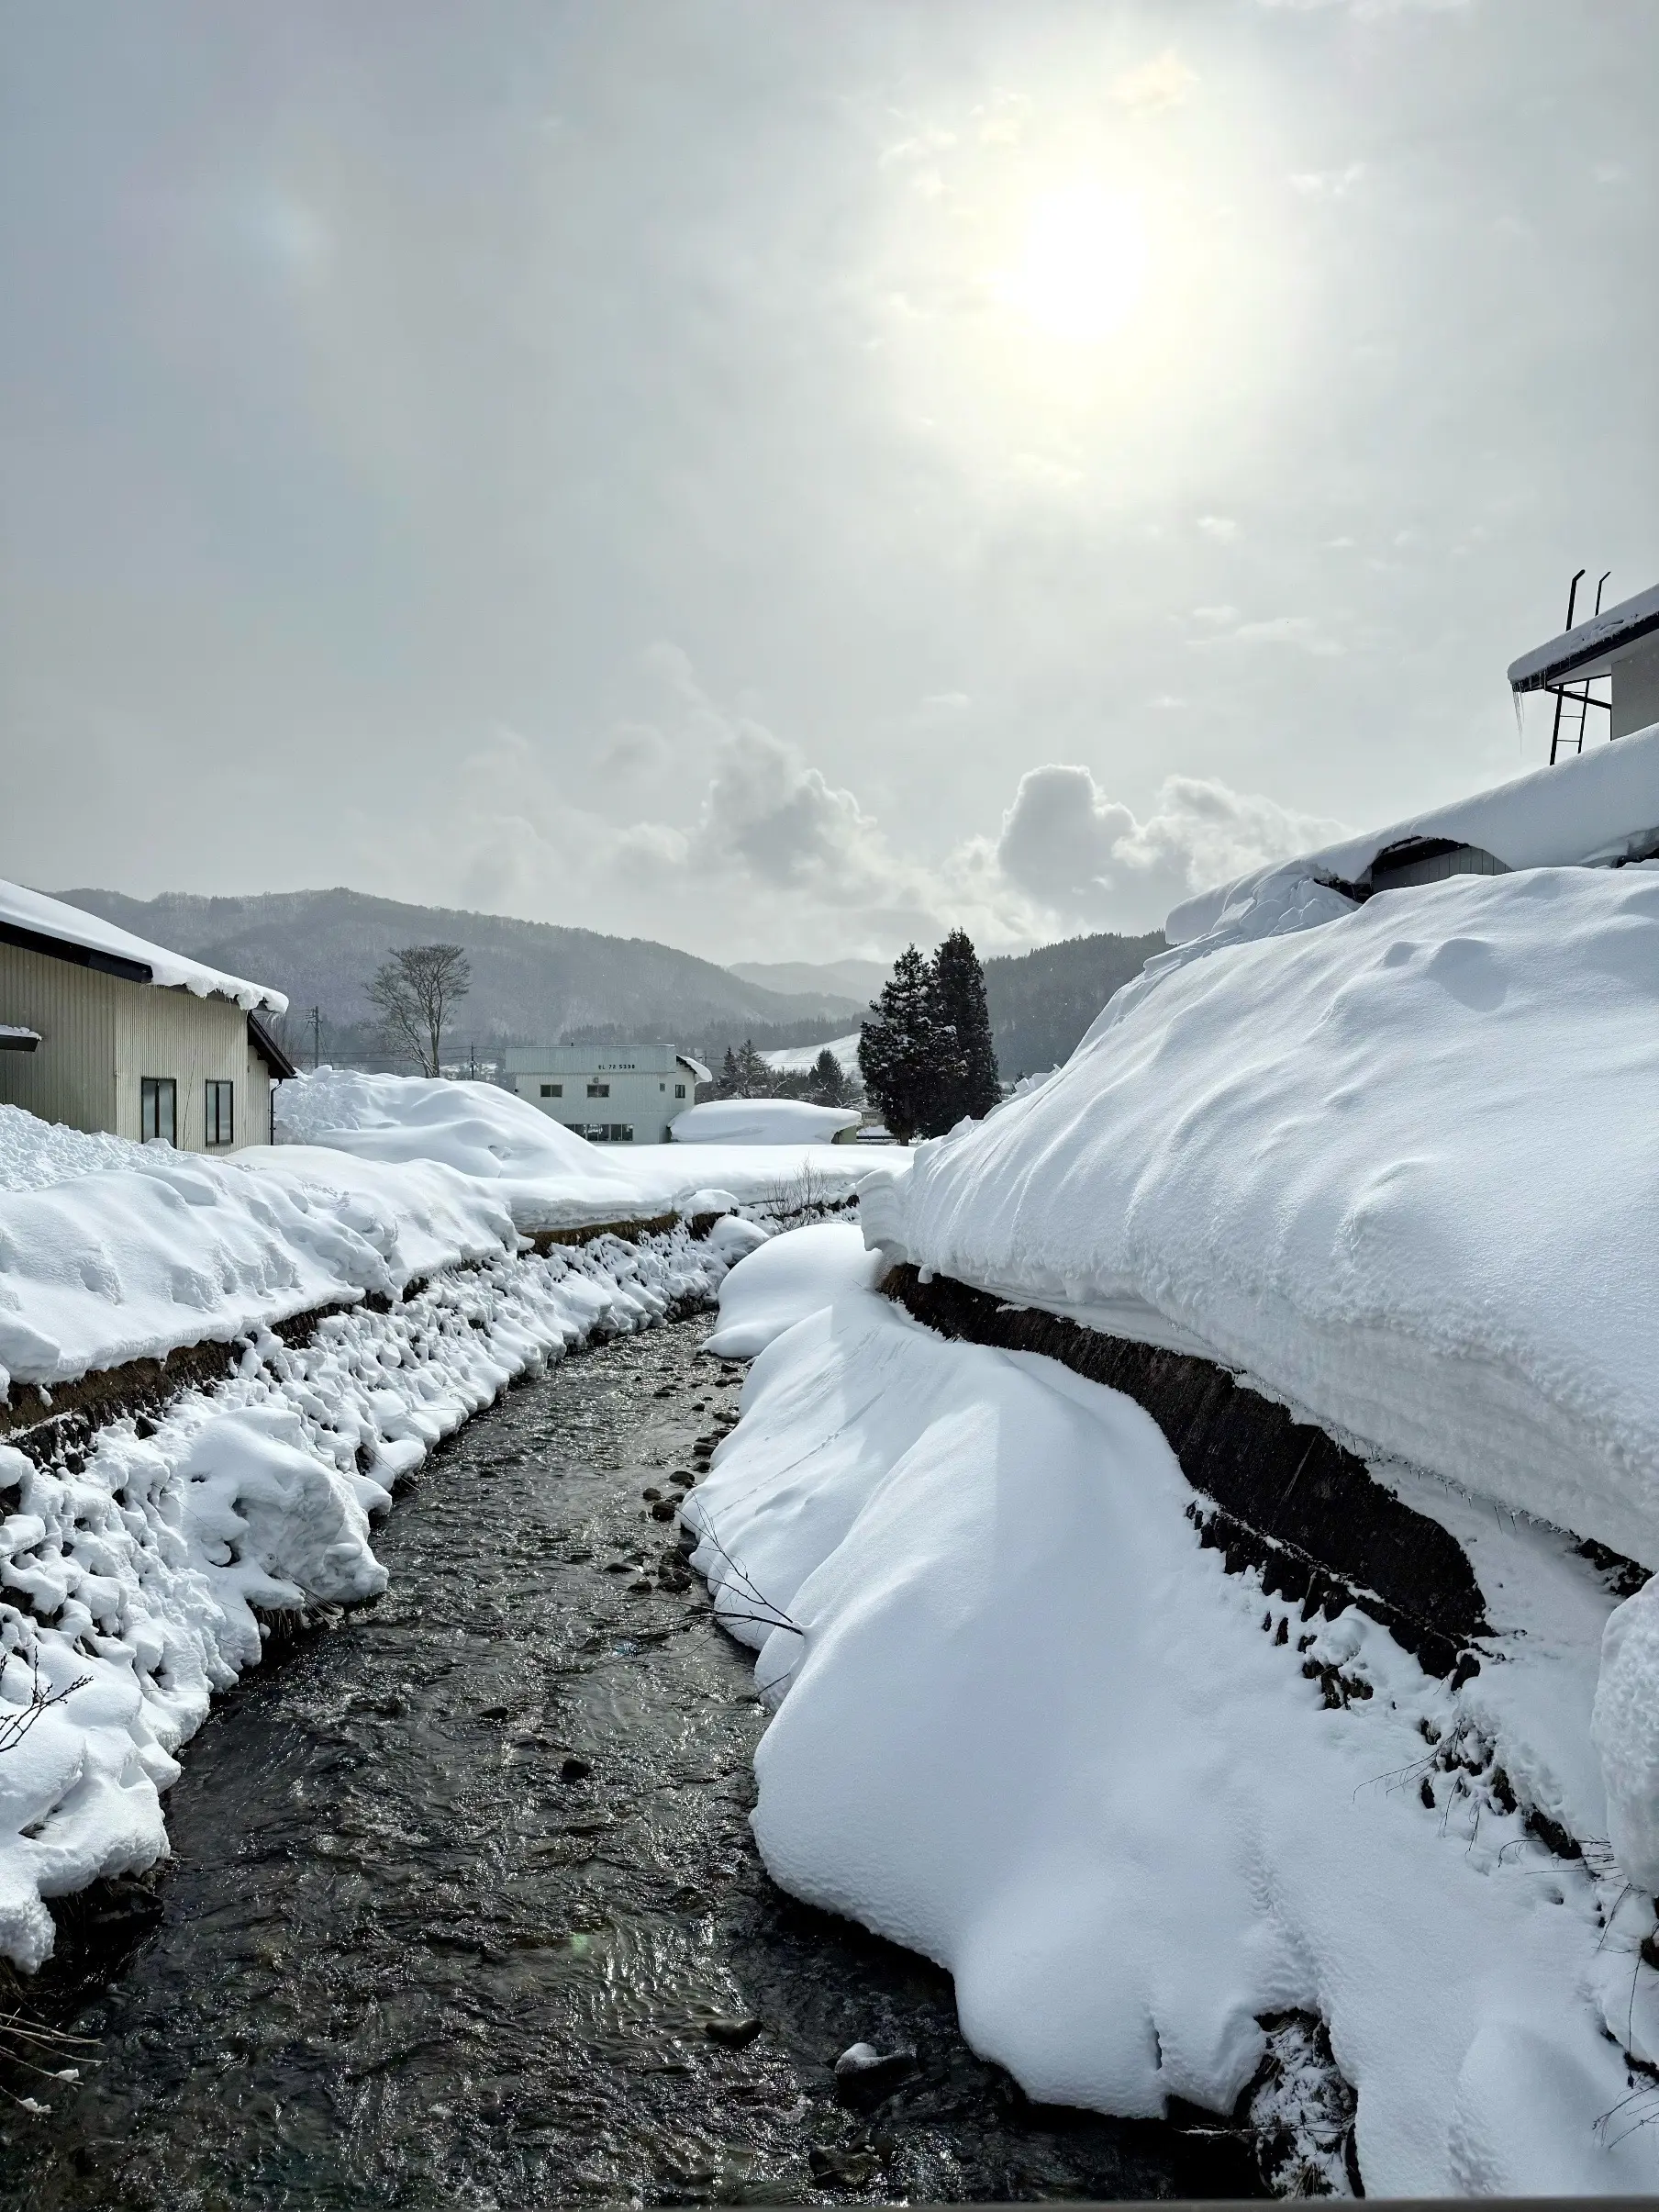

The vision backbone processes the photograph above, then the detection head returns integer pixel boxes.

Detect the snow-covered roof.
[0,1025,40,1051]
[0,880,286,1013]
[1167,721,1659,945]
[676,1053,714,1086]
[1508,579,1659,692]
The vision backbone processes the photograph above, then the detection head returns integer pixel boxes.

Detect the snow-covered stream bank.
[1,1223,745,1977]
[687,1226,1659,2197]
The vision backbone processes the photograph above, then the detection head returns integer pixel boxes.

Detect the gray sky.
[3,0,1654,963]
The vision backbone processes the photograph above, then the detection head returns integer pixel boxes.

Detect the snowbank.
[863,866,1659,1570]
[705,1221,884,1357]
[1,880,285,1012]
[670,1098,860,1145]
[1,1225,728,1972]
[685,1279,1659,2196]
[277,1069,892,1229]
[0,1133,519,1392]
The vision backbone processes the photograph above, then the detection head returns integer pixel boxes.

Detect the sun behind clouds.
[998,182,1151,344]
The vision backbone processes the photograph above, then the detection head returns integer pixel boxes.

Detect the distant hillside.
[53,888,864,1063]
[729,956,893,1003]
[984,931,1164,1078]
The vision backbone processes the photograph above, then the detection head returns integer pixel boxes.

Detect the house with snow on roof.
[0,880,295,1150]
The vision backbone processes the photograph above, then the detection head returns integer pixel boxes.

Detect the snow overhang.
[0,881,287,1013]
[1508,580,1659,693]
[676,1053,713,1087]
[0,1024,40,1052]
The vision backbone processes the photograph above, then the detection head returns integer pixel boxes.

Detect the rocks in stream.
[703,2013,765,2049]
[833,2040,919,2110]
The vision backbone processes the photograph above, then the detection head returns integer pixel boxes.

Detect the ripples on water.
[0,1316,1258,2207]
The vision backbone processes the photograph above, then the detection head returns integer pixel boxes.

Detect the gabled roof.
[1508,580,1659,693]
[0,879,287,1013]
[249,1010,298,1078]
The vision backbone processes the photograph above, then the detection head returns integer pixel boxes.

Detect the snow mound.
[671,1098,860,1145]
[0,880,285,1011]
[864,866,1659,1571]
[0,1103,141,1194]
[685,1290,1659,2196]
[0,1142,518,1391]
[706,1222,884,1357]
[279,1070,895,1229]
[277,1068,632,1187]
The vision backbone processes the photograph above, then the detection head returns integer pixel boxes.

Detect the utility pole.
[310,1006,322,1070]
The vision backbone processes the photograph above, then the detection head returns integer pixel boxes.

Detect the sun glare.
[999,184,1151,345]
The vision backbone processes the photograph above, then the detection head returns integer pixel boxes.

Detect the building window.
[540,1082,562,1098]
[205,1079,235,1147]
[674,1083,685,1099]
[575,1122,635,1143]
[140,1078,176,1145]
[586,1081,610,1098]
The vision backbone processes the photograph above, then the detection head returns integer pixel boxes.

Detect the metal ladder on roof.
[1549,566,1613,764]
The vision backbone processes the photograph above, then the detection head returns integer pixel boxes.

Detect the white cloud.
[1289,162,1366,196]
[993,765,1346,928]
[1258,0,1468,13]
[1197,514,1240,540]
[438,657,1346,959]
[1111,50,1198,114]
[1190,612,1345,656]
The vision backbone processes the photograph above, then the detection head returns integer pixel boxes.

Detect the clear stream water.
[0,1315,1258,2208]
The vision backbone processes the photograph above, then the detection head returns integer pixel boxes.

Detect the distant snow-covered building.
[0,879,294,1150]
[501,1044,711,1145]
[1509,575,1659,746]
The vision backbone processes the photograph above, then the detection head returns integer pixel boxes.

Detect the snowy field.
[276,1069,892,1234]
[687,1226,1659,2196]
[759,1032,862,1078]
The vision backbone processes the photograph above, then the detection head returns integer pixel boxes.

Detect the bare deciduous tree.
[367,944,471,1077]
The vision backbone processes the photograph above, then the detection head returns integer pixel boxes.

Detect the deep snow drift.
[276,1069,887,1230]
[863,865,1659,1571]
[686,1257,1659,2195]
[0,1110,524,1392]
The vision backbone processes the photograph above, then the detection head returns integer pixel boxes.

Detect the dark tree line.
[858,929,999,1143]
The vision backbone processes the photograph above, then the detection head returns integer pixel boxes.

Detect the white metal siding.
[0,944,118,1132]
[1612,637,1659,741]
[114,987,258,1151]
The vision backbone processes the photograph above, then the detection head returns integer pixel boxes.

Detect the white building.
[501,1044,711,1145]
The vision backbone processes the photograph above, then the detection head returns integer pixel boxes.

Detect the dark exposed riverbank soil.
[0,1313,1259,2209]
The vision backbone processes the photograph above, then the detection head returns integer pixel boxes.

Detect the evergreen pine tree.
[857,945,938,1142]
[735,1038,770,1097]
[718,1045,740,1097]
[926,928,1000,1132]
[809,1045,848,1107]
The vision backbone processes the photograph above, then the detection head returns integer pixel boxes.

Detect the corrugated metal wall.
[113,986,264,1150]
[0,944,273,1151]
[0,944,117,1132]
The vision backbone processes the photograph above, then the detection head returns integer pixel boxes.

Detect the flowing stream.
[0,1314,1258,2207]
